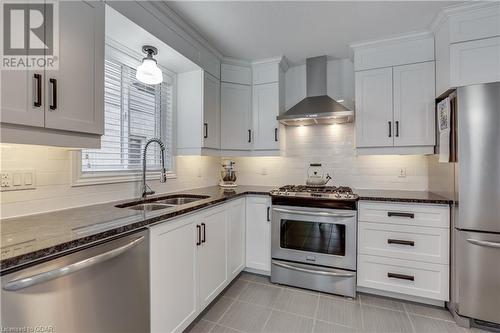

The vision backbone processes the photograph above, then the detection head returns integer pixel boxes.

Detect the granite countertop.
[0,186,273,274]
[355,189,453,205]
[0,185,451,274]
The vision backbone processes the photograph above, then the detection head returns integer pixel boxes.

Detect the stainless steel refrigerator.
[430,82,500,328]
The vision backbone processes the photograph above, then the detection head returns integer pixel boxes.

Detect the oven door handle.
[272,260,355,278]
[273,208,355,218]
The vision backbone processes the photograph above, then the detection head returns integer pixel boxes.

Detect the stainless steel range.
[270,185,359,298]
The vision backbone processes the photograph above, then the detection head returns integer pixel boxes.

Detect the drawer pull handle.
[387,212,414,219]
[387,239,414,246]
[388,272,414,281]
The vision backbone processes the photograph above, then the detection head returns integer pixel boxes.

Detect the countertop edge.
[1,190,270,275]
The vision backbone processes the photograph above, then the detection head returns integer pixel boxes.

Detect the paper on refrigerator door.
[437,97,451,162]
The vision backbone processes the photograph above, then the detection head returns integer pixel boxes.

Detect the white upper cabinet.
[44,1,104,135]
[252,61,279,84]
[448,3,500,43]
[352,33,436,154]
[252,83,280,150]
[221,64,252,85]
[450,37,500,87]
[0,1,104,148]
[203,72,221,149]
[221,82,252,150]
[355,67,394,148]
[1,70,44,128]
[393,62,435,147]
[352,34,434,71]
[433,2,500,95]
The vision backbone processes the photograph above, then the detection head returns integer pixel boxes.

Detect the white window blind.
[82,57,173,175]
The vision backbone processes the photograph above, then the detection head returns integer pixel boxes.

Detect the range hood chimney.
[277,56,354,126]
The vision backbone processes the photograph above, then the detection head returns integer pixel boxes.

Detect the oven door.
[271,205,357,270]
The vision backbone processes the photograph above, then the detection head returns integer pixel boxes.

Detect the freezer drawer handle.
[3,236,145,291]
[387,272,414,281]
[273,207,355,218]
[467,239,500,249]
[387,239,415,246]
[387,212,414,219]
[272,260,355,278]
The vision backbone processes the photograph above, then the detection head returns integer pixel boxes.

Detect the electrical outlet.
[398,167,407,178]
[0,170,36,191]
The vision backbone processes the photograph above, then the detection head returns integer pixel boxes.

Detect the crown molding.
[221,57,252,67]
[430,1,500,32]
[250,56,289,72]
[149,1,223,59]
[349,30,433,50]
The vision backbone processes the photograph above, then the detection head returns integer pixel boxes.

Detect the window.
[75,43,175,185]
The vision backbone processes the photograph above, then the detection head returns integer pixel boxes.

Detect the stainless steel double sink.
[116,194,210,212]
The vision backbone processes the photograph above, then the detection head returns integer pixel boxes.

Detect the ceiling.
[165,1,460,65]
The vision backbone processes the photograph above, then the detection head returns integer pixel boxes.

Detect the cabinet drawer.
[358,254,449,301]
[358,201,449,228]
[358,222,449,264]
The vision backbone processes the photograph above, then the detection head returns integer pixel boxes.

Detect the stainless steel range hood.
[277,56,354,126]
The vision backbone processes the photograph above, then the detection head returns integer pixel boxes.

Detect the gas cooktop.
[270,185,358,200]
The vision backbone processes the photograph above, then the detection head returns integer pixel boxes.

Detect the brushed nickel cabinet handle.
[387,212,414,219]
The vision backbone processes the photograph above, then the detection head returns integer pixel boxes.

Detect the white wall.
[0,144,219,218]
[231,124,429,190]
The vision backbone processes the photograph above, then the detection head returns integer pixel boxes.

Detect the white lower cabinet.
[150,216,198,333]
[227,199,246,280]
[245,196,272,274]
[150,199,246,332]
[357,201,450,302]
[198,206,228,309]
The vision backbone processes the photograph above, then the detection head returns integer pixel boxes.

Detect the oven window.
[280,220,346,256]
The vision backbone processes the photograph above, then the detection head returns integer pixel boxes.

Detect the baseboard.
[244,267,270,276]
[357,286,445,307]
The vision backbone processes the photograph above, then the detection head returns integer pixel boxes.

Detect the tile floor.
[186,272,489,333]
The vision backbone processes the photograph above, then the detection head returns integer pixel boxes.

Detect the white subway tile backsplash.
[230,124,429,190]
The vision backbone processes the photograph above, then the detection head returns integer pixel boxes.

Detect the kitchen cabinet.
[203,72,221,149]
[433,2,500,96]
[227,199,246,280]
[245,196,272,274]
[355,62,435,154]
[357,201,450,303]
[252,83,280,150]
[0,1,104,148]
[198,206,228,309]
[150,199,246,331]
[355,67,394,148]
[450,37,500,87]
[221,82,252,150]
[221,63,252,85]
[150,216,198,333]
[393,62,435,147]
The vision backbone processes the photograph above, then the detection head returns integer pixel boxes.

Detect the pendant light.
[136,45,163,85]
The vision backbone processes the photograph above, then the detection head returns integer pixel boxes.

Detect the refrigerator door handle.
[466,238,500,249]
[3,236,145,291]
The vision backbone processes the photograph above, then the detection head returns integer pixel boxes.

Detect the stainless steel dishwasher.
[1,230,149,333]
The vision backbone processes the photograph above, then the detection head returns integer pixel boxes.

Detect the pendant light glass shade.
[136,46,163,85]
